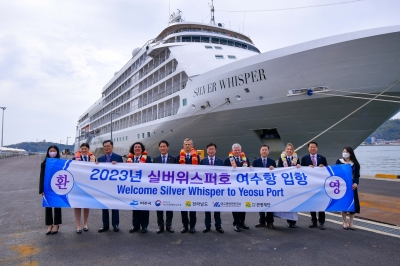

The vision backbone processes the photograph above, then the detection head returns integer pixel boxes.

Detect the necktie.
[135,157,139,163]
[210,158,214,165]
[187,154,190,160]
[84,156,87,162]
[263,159,266,167]
[287,157,291,166]
[311,155,316,166]
[106,155,110,162]
[162,156,166,164]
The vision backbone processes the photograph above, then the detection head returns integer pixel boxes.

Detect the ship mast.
[209,0,215,26]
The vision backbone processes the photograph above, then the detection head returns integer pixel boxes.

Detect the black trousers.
[232,212,246,226]
[132,210,149,229]
[205,212,221,229]
[181,211,196,228]
[310,212,325,224]
[45,207,62,225]
[102,209,119,227]
[157,211,173,227]
[258,212,274,224]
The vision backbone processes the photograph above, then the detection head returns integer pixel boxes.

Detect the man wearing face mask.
[96,140,123,233]
[300,141,328,230]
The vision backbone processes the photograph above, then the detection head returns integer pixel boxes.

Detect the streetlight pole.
[110,112,121,141]
[66,136,71,146]
[0,107,6,147]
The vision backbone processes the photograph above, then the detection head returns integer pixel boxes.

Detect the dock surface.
[0,156,399,266]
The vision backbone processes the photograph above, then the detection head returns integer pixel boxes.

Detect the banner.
[43,158,355,212]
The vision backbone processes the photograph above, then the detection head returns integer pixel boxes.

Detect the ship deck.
[0,156,399,265]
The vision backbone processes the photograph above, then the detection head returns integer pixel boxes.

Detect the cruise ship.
[75,6,400,164]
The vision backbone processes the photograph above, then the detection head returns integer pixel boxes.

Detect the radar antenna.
[169,9,184,25]
[209,0,215,25]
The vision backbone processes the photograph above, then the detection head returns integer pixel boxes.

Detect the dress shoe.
[240,223,249,229]
[234,225,241,232]
[113,225,119,232]
[46,226,52,235]
[319,224,325,230]
[156,226,164,234]
[181,227,188,233]
[83,227,89,232]
[216,228,224,233]
[349,227,356,231]
[203,227,211,233]
[166,226,174,233]
[76,230,82,234]
[141,228,148,233]
[309,223,318,228]
[255,223,266,228]
[98,227,109,233]
[129,227,140,233]
[267,223,275,228]
[287,223,296,228]
[189,227,196,233]
[51,225,59,234]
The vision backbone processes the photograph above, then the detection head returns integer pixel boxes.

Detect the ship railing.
[138,66,177,93]
[158,107,178,119]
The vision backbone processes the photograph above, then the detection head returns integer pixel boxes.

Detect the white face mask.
[342,152,350,159]
[49,152,57,158]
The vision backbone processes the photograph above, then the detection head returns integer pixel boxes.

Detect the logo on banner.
[245,202,252,208]
[213,202,221,207]
[130,200,139,206]
[185,200,192,207]
[324,176,347,199]
[155,200,162,206]
[50,170,74,195]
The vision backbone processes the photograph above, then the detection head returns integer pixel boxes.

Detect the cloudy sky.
[1,0,400,146]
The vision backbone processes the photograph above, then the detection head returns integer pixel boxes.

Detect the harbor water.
[354,145,400,176]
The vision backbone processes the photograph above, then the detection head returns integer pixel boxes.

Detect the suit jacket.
[278,156,301,167]
[176,154,201,164]
[252,157,277,168]
[223,156,251,167]
[200,156,224,166]
[97,153,123,163]
[153,154,177,164]
[301,154,328,167]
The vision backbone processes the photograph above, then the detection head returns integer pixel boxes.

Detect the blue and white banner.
[43,159,355,212]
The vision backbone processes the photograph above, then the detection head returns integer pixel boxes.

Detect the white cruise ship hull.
[78,26,400,164]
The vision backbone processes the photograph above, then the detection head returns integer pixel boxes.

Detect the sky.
[1,0,400,146]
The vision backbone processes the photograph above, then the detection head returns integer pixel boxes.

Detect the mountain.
[370,119,400,140]
[6,142,74,152]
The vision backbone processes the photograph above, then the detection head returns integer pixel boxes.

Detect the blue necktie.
[162,156,166,164]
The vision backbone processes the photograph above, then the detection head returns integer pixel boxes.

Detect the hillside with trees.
[370,119,400,140]
[6,141,74,153]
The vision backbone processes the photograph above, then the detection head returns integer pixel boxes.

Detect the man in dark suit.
[96,140,123,233]
[300,141,328,230]
[152,140,177,234]
[224,143,251,232]
[176,138,201,234]
[252,144,277,229]
[200,143,224,234]
[128,142,152,234]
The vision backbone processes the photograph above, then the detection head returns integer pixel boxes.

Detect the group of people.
[39,138,361,235]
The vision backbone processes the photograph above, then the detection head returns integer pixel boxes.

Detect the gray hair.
[232,143,241,149]
[184,138,193,145]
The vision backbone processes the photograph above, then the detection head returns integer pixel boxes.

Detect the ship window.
[201,37,209,43]
[147,132,150,138]
[228,40,234,46]
[214,46,222,50]
[212,38,220,44]
[205,46,212,49]
[182,36,191,42]
[183,98,187,106]
[220,39,228,45]
[142,133,144,138]
[228,55,236,60]
[215,55,224,59]
[192,36,201,42]
[137,134,140,139]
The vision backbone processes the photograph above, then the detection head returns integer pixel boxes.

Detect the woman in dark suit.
[336,146,360,230]
[277,143,301,228]
[72,143,94,234]
[39,145,62,235]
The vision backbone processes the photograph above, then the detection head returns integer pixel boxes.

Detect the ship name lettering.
[193,82,217,97]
